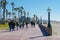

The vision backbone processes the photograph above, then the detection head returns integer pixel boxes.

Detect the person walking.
[25,21,28,28]
[33,21,35,27]
[22,21,24,28]
[15,21,19,30]
[31,20,33,27]
[11,20,15,31]
[19,22,22,29]
[31,18,35,27]
[8,19,11,31]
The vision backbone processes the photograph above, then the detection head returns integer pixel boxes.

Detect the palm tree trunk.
[23,11,25,17]
[18,11,20,18]
[9,15,10,19]
[12,13,14,19]
[6,14,7,20]
[3,5,6,24]
[21,11,22,17]
[12,6,14,12]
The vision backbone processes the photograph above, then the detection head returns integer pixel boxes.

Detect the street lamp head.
[47,7,51,12]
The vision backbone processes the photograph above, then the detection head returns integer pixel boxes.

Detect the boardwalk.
[0,24,60,40]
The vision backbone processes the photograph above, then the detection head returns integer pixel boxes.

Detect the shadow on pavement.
[38,24,49,36]
[0,29,11,33]
[29,35,48,39]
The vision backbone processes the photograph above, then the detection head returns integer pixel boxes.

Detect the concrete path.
[0,24,60,40]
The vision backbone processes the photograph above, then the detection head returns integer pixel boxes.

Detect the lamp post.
[47,8,51,28]
[47,7,52,36]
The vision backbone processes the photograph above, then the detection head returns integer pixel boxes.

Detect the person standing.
[8,19,11,31]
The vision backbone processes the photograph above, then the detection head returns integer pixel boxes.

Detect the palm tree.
[8,12,11,19]
[27,12,29,17]
[20,6,24,17]
[14,16,17,21]
[14,8,18,11]
[20,10,22,17]
[23,10,26,17]
[5,9,8,20]
[35,16,38,22]
[18,9,21,18]
[11,2,15,19]
[16,7,21,18]
[34,14,36,17]
[11,2,15,12]
[12,12,15,19]
[1,0,8,24]
[14,7,18,18]
[14,6,24,18]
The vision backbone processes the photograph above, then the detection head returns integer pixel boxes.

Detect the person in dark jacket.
[31,21,33,27]
[22,21,24,28]
[8,20,15,31]
[11,20,15,31]
[26,21,28,28]
[33,22,35,27]
[8,19,11,31]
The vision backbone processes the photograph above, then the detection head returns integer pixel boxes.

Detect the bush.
[0,23,9,30]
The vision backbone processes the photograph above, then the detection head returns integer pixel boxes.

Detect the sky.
[1,0,60,21]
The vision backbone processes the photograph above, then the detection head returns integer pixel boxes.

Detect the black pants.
[9,25,11,31]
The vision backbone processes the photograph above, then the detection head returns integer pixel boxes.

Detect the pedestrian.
[11,20,15,31]
[31,19,35,27]
[8,19,11,31]
[33,22,35,27]
[31,21,33,27]
[19,22,22,29]
[22,21,24,28]
[15,21,19,30]
[25,21,28,28]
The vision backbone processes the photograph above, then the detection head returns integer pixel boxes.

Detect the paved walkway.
[0,24,60,40]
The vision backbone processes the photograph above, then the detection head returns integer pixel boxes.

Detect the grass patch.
[0,23,9,30]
